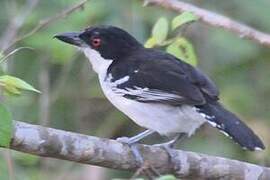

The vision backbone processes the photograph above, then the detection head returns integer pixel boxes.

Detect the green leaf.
[156,175,176,180]
[152,17,169,44]
[0,75,41,96]
[0,104,12,147]
[166,37,198,66]
[172,12,198,30]
[144,37,157,48]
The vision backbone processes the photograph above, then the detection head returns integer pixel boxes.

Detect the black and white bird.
[55,25,265,155]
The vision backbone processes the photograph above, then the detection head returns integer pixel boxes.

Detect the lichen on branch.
[8,121,270,179]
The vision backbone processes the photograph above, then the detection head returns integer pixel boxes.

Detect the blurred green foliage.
[0,104,12,147]
[145,13,198,65]
[0,48,40,151]
[0,0,270,179]
[172,12,198,30]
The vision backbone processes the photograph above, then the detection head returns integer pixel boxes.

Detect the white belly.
[100,78,206,136]
[81,48,206,137]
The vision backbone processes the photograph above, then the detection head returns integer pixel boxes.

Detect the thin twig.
[0,47,34,64]
[143,0,270,48]
[4,0,88,53]
[0,0,39,52]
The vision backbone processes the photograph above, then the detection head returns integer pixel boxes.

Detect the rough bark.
[143,0,270,48]
[8,121,270,179]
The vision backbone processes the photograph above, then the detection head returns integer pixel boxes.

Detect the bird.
[55,25,265,162]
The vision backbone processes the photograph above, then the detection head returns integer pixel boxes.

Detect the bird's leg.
[154,133,186,148]
[153,133,187,169]
[117,129,155,145]
[117,129,155,165]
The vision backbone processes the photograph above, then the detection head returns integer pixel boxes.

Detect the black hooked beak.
[54,32,84,47]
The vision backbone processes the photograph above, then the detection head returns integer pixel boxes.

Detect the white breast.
[82,48,113,79]
[100,76,206,136]
[83,48,206,136]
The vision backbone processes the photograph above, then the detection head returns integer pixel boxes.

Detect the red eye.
[91,38,101,48]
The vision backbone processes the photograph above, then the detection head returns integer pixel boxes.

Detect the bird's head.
[55,25,142,61]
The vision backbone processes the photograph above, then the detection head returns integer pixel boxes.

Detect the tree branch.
[4,0,88,53]
[0,0,39,52]
[8,121,270,179]
[143,0,270,48]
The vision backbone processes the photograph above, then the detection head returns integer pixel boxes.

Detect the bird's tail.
[196,102,265,151]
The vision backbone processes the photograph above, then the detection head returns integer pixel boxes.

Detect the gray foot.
[116,130,155,166]
[153,133,186,169]
[116,136,132,144]
[154,143,180,170]
[116,136,144,166]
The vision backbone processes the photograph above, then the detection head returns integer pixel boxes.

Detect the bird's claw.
[130,144,144,165]
[154,143,180,170]
[116,136,144,166]
[116,136,132,145]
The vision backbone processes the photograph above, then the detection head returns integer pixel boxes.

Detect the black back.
[107,48,219,106]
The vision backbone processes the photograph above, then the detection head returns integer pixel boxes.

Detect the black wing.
[107,48,219,106]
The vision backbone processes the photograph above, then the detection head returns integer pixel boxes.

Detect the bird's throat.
[82,48,113,79]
